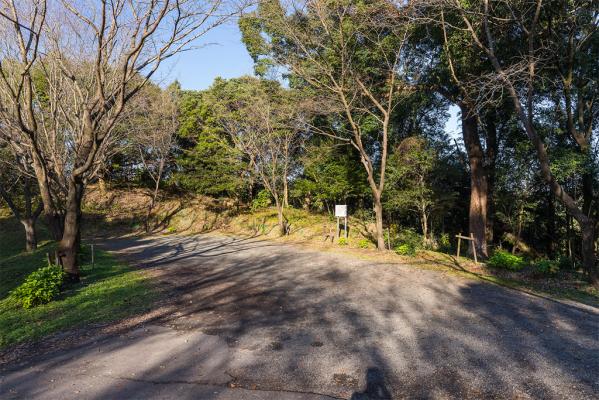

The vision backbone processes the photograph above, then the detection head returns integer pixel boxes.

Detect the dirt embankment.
[82,186,374,245]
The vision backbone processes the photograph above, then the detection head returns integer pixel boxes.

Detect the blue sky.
[158,20,461,140]
[158,22,255,91]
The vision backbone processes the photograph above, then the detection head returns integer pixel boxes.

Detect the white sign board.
[335,205,347,217]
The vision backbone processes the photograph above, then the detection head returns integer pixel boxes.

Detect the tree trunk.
[283,179,289,208]
[0,177,43,252]
[58,178,85,282]
[460,103,488,258]
[146,158,165,232]
[581,222,597,283]
[484,112,497,245]
[478,36,597,280]
[582,172,594,218]
[421,208,429,245]
[513,208,523,255]
[275,198,286,236]
[546,190,556,257]
[373,194,385,251]
[31,155,63,240]
[145,196,156,233]
[21,218,38,252]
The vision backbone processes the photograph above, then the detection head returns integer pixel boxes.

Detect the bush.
[487,250,525,271]
[358,239,370,249]
[392,228,422,256]
[533,259,559,276]
[11,265,66,309]
[438,233,451,252]
[338,237,348,246]
[251,190,272,211]
[394,243,415,256]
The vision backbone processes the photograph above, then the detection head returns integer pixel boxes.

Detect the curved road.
[1,234,598,399]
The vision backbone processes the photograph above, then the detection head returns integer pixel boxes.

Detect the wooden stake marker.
[456,233,477,264]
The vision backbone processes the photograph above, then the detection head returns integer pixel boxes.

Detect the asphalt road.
[1,234,598,399]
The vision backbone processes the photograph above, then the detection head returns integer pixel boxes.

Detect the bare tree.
[243,0,416,249]
[128,84,180,232]
[0,141,43,251]
[206,77,305,235]
[0,1,64,240]
[0,0,233,280]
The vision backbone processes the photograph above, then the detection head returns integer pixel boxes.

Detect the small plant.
[338,237,348,246]
[533,259,559,276]
[251,190,272,211]
[11,265,66,309]
[487,250,525,271]
[438,233,451,252]
[358,239,370,249]
[392,228,422,256]
[165,226,177,234]
[394,243,415,256]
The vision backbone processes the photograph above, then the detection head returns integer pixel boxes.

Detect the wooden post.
[336,217,340,239]
[386,227,391,250]
[456,233,462,259]
[91,244,95,269]
[470,233,477,264]
[344,216,348,239]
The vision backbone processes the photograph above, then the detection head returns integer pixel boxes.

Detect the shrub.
[438,233,451,252]
[338,237,348,246]
[11,265,66,309]
[251,190,272,211]
[165,226,177,234]
[394,243,415,256]
[487,250,525,271]
[391,228,422,256]
[358,239,370,249]
[533,259,559,276]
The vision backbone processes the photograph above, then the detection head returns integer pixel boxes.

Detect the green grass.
[0,216,155,349]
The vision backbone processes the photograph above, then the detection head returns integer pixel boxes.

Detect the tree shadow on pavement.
[1,233,598,400]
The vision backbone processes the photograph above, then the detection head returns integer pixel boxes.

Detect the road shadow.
[2,233,598,399]
[350,368,392,399]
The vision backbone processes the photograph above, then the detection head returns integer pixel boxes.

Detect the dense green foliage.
[252,189,273,211]
[533,259,560,277]
[393,228,424,256]
[173,88,247,198]
[11,265,65,309]
[487,251,526,272]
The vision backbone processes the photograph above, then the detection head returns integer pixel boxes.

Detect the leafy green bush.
[391,228,422,256]
[11,265,66,309]
[251,190,272,211]
[438,233,451,252]
[338,237,348,246]
[487,250,525,271]
[394,243,415,256]
[165,226,177,234]
[533,259,559,276]
[358,239,370,249]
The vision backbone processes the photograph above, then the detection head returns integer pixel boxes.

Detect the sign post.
[335,205,348,239]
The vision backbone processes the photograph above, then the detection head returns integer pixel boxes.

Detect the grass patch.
[0,216,155,349]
